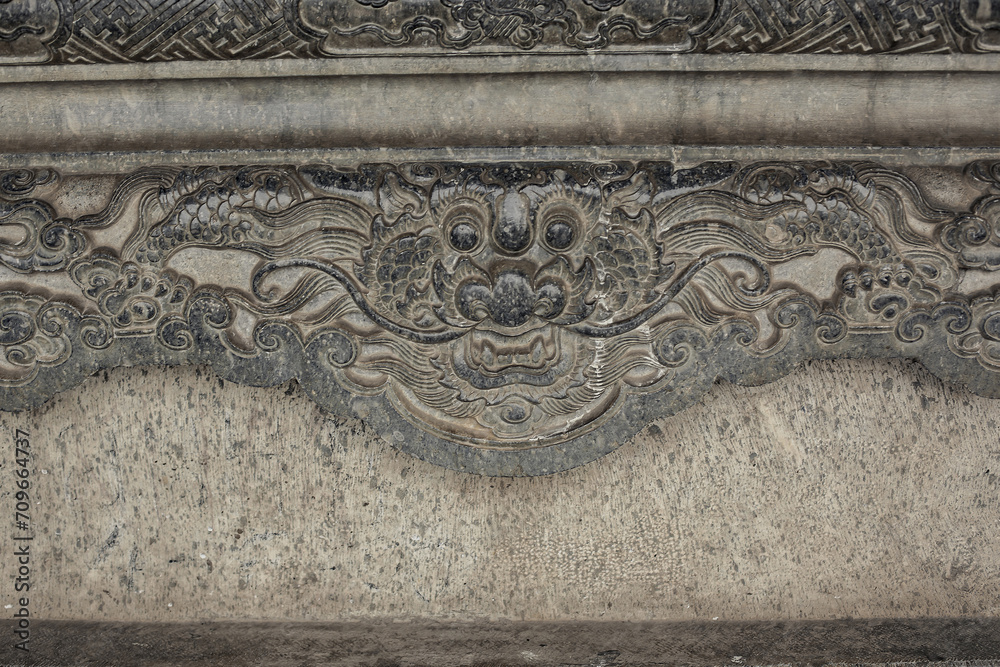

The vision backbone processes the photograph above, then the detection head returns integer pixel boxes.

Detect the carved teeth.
[480,345,494,364]
[466,327,559,372]
[842,271,857,297]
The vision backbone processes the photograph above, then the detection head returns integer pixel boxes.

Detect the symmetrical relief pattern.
[3,160,1000,473]
[2,0,1000,64]
[296,0,717,53]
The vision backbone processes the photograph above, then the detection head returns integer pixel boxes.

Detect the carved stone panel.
[3,159,1000,474]
[3,0,1000,64]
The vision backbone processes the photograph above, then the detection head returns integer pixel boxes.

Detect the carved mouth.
[450,321,575,389]
[465,325,560,376]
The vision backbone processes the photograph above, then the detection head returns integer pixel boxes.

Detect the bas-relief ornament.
[297,0,716,53]
[3,160,1000,474]
[2,0,1000,63]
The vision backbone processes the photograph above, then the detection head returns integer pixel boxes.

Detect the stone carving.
[2,0,999,64]
[707,0,1000,53]
[297,0,716,53]
[2,160,1000,473]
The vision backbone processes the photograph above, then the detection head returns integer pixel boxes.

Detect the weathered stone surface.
[7,65,1000,153]
[5,357,1000,620]
[2,619,1000,666]
[0,357,999,663]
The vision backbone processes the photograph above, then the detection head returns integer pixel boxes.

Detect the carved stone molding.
[3,158,1000,474]
[2,0,1000,65]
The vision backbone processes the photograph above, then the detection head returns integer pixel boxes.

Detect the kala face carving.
[3,161,1000,474]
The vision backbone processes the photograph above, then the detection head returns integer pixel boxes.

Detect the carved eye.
[540,206,580,252]
[545,219,575,250]
[449,222,479,251]
[443,200,488,253]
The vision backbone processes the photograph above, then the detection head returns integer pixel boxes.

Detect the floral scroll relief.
[2,161,1000,473]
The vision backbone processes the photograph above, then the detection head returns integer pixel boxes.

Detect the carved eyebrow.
[253,258,468,344]
[574,251,770,338]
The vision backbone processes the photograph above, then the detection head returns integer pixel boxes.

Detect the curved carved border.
[2,160,1000,474]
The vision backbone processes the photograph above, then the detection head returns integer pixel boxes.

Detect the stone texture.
[3,620,1000,666]
[7,69,1000,153]
[1,358,997,624]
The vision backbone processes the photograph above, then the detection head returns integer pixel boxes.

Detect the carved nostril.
[535,281,566,319]
[456,270,546,328]
[456,281,492,323]
[494,192,532,253]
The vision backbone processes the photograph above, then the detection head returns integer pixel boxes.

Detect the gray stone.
[1,358,1000,664]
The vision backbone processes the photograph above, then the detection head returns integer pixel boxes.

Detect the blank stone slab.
[0,358,999,664]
